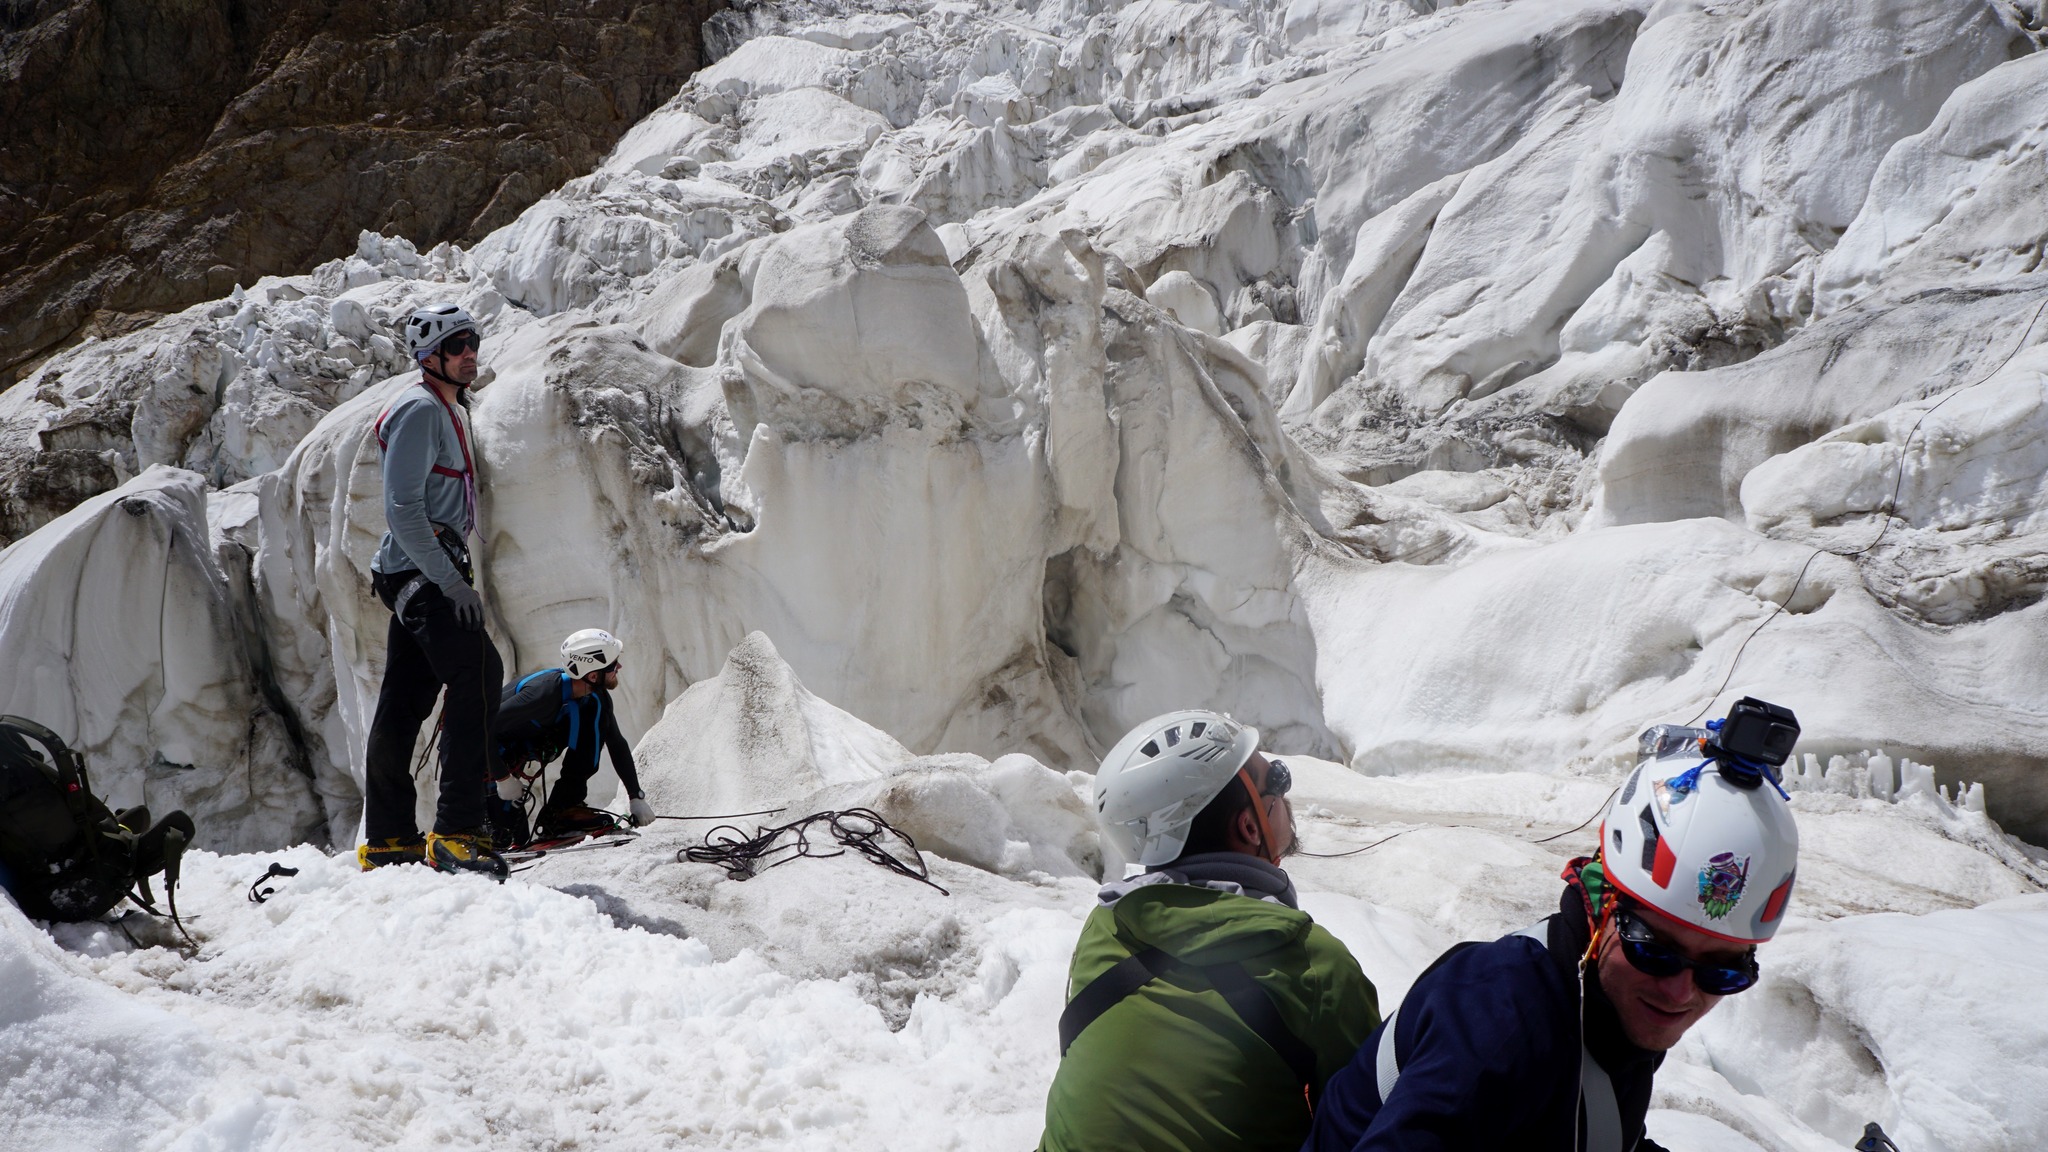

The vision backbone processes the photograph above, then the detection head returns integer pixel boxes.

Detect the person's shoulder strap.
[514,668,563,694]
[1375,923,1550,1103]
[1205,960,1321,1102]
[1056,945,1322,1106]
[1058,946,1173,1054]
[1580,1045,1626,1152]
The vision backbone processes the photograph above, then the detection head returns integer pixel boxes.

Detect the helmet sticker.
[1698,852,1751,920]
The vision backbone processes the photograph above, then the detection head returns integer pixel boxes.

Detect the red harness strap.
[373,387,475,480]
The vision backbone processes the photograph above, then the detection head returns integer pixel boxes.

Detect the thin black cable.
[651,807,787,822]
[1294,780,1620,860]
[678,808,949,895]
[1680,297,2048,726]
[1294,827,1420,859]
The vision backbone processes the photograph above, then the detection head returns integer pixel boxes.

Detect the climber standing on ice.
[357,303,507,878]
[487,627,655,847]
[1305,697,1805,1152]
[1039,710,1380,1152]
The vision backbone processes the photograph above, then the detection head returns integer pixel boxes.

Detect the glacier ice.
[3,0,2048,1146]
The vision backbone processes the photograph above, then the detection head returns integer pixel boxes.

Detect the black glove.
[443,580,484,630]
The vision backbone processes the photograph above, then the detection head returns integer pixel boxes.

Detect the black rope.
[678,808,949,895]
[652,807,787,822]
[1679,296,2048,726]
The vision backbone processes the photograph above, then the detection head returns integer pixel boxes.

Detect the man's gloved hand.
[443,580,484,630]
[629,795,655,827]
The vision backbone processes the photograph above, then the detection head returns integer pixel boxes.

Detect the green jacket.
[1040,881,1381,1152]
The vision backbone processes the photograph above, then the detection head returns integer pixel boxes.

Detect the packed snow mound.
[639,631,1099,879]
[1691,895,2048,1152]
[637,630,917,815]
[0,898,234,1152]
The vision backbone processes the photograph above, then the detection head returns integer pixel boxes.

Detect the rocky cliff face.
[0,0,722,391]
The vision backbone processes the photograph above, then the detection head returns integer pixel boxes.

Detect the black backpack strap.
[1204,961,1321,1104]
[1059,946,1173,1054]
[1057,946,1322,1109]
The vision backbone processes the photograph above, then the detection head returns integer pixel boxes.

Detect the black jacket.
[1306,884,1668,1152]
[492,669,642,798]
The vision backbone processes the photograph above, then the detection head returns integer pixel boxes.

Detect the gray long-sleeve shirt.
[371,380,477,592]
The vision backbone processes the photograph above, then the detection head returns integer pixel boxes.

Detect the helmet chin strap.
[1235,766,1284,866]
[420,357,465,391]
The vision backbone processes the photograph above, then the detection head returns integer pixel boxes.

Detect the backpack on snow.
[0,716,194,924]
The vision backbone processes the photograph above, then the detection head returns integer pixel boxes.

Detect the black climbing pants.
[363,569,504,841]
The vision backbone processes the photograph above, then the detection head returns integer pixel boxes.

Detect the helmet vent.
[1638,805,1661,874]
[1164,727,1181,747]
[1141,741,1160,758]
[1611,828,1621,854]
[1619,767,1642,806]
[1189,721,1206,738]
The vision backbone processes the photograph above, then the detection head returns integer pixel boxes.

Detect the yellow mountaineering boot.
[426,830,509,881]
[358,835,426,870]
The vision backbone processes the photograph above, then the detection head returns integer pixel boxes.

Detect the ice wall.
[0,0,2044,843]
[0,466,324,850]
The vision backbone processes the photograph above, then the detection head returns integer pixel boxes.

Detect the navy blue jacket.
[1306,886,1665,1152]
[492,669,642,798]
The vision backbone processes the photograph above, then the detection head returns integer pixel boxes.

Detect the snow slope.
[4,658,2044,1151]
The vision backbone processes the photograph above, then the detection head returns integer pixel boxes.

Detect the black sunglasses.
[437,329,482,356]
[1614,908,1758,995]
[1259,757,1293,798]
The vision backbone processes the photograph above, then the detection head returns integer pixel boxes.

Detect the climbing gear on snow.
[1600,699,1801,945]
[1094,711,1260,867]
[1855,1122,1901,1152]
[246,862,300,904]
[0,716,196,937]
[560,628,623,680]
[358,835,426,870]
[426,830,508,880]
[1058,946,1321,1109]
[679,808,947,894]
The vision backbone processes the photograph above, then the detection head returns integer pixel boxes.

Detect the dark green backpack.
[0,716,193,924]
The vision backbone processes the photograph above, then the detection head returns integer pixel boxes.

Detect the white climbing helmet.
[1601,720,1802,946]
[1094,710,1260,867]
[561,628,623,680]
[404,303,480,360]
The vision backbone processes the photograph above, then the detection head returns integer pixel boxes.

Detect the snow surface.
[4,662,2044,1151]
[4,0,2048,1147]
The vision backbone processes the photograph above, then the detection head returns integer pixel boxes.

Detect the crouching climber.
[1039,710,1380,1152]
[488,628,654,846]
[1306,698,1805,1152]
[358,304,506,877]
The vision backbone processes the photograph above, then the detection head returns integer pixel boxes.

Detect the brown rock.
[0,0,724,388]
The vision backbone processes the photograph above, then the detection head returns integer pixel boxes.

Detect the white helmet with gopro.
[1601,698,1802,945]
